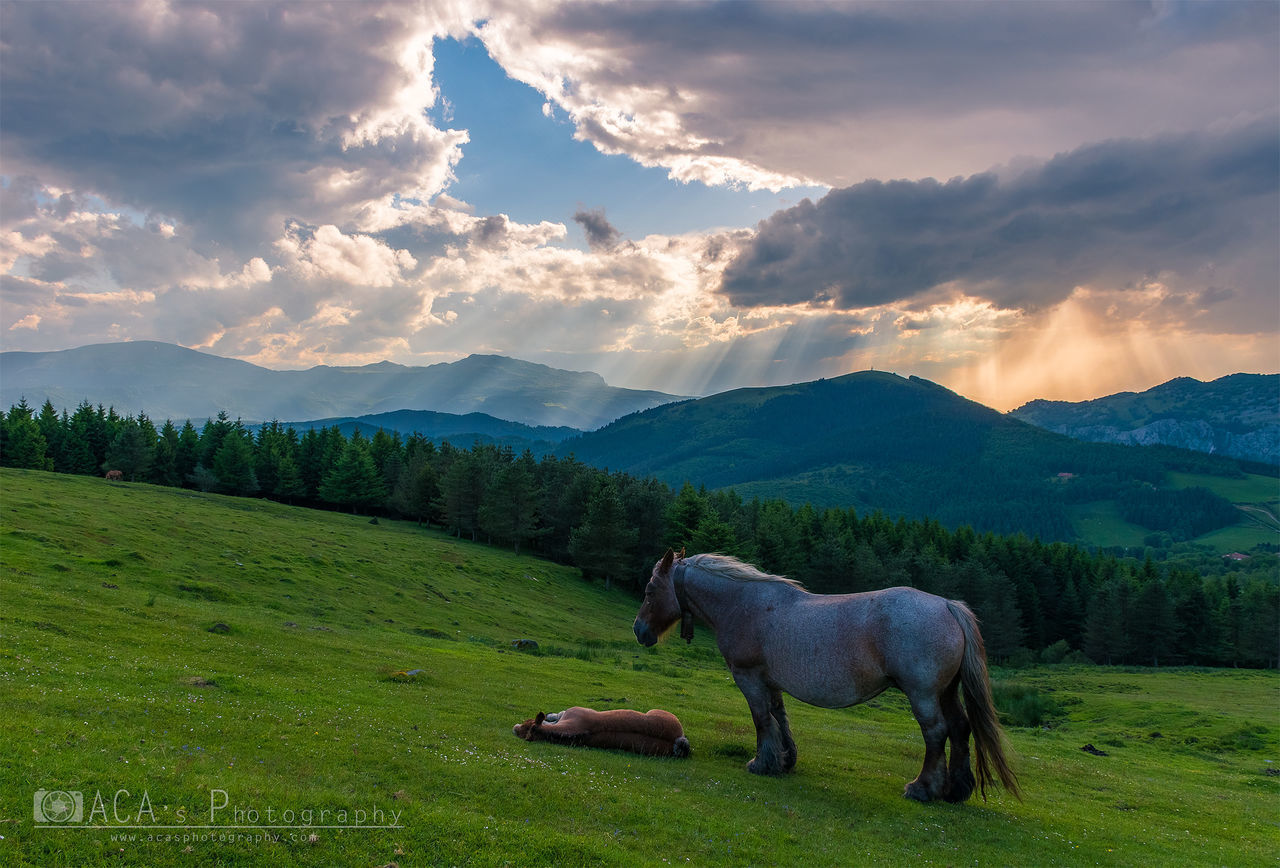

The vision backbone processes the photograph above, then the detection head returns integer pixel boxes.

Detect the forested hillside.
[3,396,1276,668]
[561,371,1262,542]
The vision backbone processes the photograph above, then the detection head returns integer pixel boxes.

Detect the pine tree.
[369,429,404,490]
[212,430,259,496]
[60,402,100,475]
[1237,580,1280,668]
[537,455,593,560]
[1084,576,1134,665]
[389,442,440,524]
[2,400,51,470]
[199,411,233,469]
[36,400,64,470]
[569,479,637,589]
[175,420,201,483]
[318,437,386,513]
[439,448,486,539]
[152,420,182,486]
[479,449,540,553]
[104,416,154,481]
[620,475,674,577]
[665,482,707,550]
[273,450,308,504]
[974,567,1025,661]
[254,421,293,497]
[1131,576,1177,666]
[688,514,740,557]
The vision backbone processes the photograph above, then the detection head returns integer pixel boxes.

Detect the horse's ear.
[659,549,675,575]
[535,711,546,726]
[677,546,686,560]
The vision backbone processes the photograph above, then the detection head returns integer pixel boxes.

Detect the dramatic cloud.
[0,1,469,253]
[478,0,1279,189]
[720,122,1279,330]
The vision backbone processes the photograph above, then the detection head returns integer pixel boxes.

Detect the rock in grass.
[207,623,231,634]
[511,639,539,652]
[1081,743,1108,756]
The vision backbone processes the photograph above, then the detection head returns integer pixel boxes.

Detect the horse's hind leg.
[941,676,975,803]
[770,689,797,772]
[904,693,949,802]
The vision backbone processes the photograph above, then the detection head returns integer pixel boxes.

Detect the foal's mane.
[683,553,806,590]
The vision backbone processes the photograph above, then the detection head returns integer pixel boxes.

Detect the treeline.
[3,397,1277,669]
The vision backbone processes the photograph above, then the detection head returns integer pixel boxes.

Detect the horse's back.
[760,586,964,705]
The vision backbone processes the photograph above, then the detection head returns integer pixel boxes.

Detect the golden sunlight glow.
[943,288,1278,411]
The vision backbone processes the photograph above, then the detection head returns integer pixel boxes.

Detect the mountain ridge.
[0,341,683,430]
[1010,373,1279,465]
[277,408,579,449]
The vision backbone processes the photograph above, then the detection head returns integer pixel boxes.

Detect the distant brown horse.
[513,707,691,758]
[104,470,124,481]
[633,550,1020,803]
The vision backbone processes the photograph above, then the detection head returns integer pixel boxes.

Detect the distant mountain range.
[1010,374,1279,466]
[0,341,683,430]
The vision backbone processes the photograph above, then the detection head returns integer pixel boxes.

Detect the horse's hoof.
[903,781,934,802]
[945,770,976,803]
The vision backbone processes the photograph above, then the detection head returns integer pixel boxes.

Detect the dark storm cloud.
[719,121,1280,312]
[484,1,1279,187]
[573,208,622,251]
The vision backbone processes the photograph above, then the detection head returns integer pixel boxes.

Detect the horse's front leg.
[731,669,788,775]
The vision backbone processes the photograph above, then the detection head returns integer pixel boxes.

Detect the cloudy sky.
[2,1,1276,410]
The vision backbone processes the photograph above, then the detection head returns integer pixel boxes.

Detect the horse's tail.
[946,599,1022,801]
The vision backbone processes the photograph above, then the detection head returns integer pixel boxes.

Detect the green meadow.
[1063,470,1279,551]
[1,468,1276,866]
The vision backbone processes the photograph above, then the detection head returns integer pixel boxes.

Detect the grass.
[1066,470,1280,552]
[1,468,1278,866]
[1066,501,1149,548]
[1166,472,1279,507]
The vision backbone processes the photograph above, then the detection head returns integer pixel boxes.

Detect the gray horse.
[633,550,1020,803]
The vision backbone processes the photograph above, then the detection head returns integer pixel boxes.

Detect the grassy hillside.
[1,469,1276,866]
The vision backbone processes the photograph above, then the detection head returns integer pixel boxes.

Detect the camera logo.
[34,790,83,824]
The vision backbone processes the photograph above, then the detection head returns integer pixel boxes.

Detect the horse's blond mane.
[683,553,806,590]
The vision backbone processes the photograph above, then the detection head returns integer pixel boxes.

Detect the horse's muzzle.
[633,619,657,647]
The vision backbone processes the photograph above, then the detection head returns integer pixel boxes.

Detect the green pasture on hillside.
[1,469,1277,866]
[1166,472,1279,508]
[1065,501,1150,549]
[1065,469,1279,552]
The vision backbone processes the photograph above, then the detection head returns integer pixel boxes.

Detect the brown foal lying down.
[513,707,691,758]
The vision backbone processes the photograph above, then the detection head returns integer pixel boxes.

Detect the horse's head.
[633,549,684,647]
[512,711,548,740]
